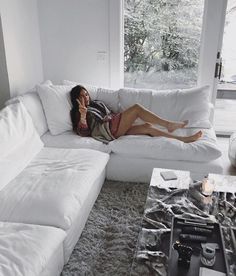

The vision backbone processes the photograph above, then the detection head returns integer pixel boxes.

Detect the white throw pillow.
[151,86,211,128]
[37,84,74,135]
[0,102,43,190]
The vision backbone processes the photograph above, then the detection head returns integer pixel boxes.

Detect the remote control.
[176,220,214,229]
[182,226,212,236]
[179,234,207,243]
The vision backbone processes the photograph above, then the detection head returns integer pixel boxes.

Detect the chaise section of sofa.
[0,147,109,261]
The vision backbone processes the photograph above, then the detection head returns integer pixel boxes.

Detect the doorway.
[214,0,236,135]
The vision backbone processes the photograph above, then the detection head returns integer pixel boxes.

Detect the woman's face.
[79,89,90,106]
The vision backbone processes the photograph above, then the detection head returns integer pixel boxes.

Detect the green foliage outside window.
[124,0,203,73]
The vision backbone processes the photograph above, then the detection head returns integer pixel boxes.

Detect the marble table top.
[130,168,236,276]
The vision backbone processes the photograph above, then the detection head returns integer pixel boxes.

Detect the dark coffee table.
[130,168,236,276]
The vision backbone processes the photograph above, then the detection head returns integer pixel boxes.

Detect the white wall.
[38,0,123,88]
[0,0,43,99]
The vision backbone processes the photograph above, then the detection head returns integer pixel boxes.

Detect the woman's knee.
[143,123,154,135]
[143,122,152,128]
[132,103,141,109]
[131,103,142,114]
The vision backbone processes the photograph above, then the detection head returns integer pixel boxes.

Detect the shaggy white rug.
[61,180,149,276]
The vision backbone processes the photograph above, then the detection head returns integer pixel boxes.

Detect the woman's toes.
[197,130,203,138]
[183,120,189,127]
[168,120,188,132]
[183,130,202,143]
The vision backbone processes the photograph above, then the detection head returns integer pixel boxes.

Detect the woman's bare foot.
[167,120,188,132]
[181,131,202,143]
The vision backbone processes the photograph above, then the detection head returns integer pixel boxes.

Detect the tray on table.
[168,217,230,276]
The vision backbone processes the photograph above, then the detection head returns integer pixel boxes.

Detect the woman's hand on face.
[77,98,87,119]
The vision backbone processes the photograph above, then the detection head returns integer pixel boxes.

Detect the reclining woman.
[70,85,202,144]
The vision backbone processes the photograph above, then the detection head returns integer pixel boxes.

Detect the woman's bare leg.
[116,104,188,137]
[116,123,202,143]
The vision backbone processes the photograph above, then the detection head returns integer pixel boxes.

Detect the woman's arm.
[77,119,90,136]
[76,98,90,136]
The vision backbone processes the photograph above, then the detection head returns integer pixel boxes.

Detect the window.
[124,0,204,90]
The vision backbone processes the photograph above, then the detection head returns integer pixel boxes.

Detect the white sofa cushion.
[37,84,74,135]
[62,80,98,100]
[97,88,119,113]
[118,87,153,125]
[6,92,48,136]
[0,222,65,276]
[107,155,223,183]
[0,103,43,190]
[63,80,119,113]
[37,81,120,135]
[41,130,111,153]
[109,128,221,162]
[20,92,48,136]
[0,148,109,231]
[5,80,52,136]
[119,87,153,111]
[150,86,211,128]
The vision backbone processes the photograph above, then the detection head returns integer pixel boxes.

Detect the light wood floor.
[217,136,236,176]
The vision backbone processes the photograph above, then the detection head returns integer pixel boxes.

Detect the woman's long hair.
[70,85,89,132]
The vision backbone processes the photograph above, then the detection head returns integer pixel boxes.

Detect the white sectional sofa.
[0,80,223,275]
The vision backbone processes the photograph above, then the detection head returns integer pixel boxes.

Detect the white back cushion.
[96,88,119,113]
[151,86,211,128]
[37,84,74,135]
[20,92,48,136]
[175,86,211,127]
[119,87,153,111]
[5,80,52,136]
[62,80,98,100]
[0,102,43,190]
[118,88,153,124]
[63,80,119,112]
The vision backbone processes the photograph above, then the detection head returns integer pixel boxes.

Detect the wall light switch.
[97,51,107,62]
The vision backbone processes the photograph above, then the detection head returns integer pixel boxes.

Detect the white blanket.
[0,148,109,230]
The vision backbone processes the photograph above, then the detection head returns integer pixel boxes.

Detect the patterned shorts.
[109,113,122,137]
